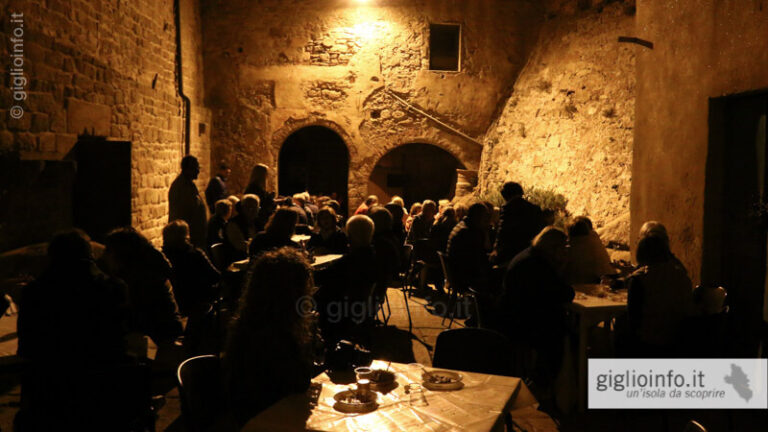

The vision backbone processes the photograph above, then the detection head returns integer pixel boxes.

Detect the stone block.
[66,97,111,136]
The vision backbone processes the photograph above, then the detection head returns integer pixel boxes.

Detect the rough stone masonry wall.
[479,0,636,245]
[202,0,542,212]
[0,0,209,249]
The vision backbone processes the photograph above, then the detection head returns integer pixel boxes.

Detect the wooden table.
[243,360,537,432]
[569,284,627,412]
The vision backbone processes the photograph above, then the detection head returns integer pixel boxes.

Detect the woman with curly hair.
[223,247,321,426]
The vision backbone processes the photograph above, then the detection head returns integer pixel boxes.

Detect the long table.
[243,360,538,432]
[227,254,343,272]
[569,284,628,412]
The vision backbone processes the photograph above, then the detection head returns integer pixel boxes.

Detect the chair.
[683,420,707,432]
[433,327,515,376]
[437,251,480,328]
[398,244,414,332]
[177,355,226,432]
[209,243,226,271]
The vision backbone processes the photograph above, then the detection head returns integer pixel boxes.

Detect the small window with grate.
[429,23,461,71]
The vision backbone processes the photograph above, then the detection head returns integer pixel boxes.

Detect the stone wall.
[632,0,768,283]
[202,0,542,212]
[0,0,209,249]
[478,0,636,244]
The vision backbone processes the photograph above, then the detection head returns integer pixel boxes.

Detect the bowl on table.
[355,367,397,392]
[421,369,464,391]
[333,389,379,414]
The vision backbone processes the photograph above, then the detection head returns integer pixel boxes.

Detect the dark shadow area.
[702,91,768,356]
[72,137,132,243]
[368,143,464,205]
[278,126,349,214]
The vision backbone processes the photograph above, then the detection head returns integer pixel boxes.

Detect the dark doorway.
[368,143,464,206]
[73,137,132,243]
[703,91,768,356]
[278,126,349,213]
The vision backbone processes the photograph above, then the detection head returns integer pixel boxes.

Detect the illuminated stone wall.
[202,0,542,211]
[479,0,636,245]
[0,0,210,249]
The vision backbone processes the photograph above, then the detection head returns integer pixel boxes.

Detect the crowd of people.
[13,155,704,429]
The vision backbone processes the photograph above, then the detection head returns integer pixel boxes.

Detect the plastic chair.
[433,327,515,376]
[209,243,226,271]
[177,355,226,432]
[683,420,707,432]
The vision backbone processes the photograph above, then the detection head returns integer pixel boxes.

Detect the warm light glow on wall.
[355,0,371,4]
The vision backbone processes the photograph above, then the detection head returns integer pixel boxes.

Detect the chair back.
[437,251,458,293]
[177,355,225,432]
[400,244,413,273]
[209,243,226,271]
[433,327,515,376]
[683,420,708,432]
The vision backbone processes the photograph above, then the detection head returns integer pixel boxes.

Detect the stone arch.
[273,119,354,214]
[364,140,469,206]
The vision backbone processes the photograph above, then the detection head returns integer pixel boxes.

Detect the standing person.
[169,155,208,248]
[204,162,231,213]
[245,164,276,227]
[492,182,545,265]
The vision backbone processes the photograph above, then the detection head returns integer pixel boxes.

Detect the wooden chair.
[177,355,227,432]
[433,327,516,376]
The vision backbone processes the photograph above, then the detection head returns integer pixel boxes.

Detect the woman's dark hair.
[235,247,315,345]
[636,234,671,266]
[567,216,593,238]
[384,203,405,224]
[368,206,393,235]
[265,208,299,239]
[104,227,155,265]
[48,229,92,265]
[315,206,337,228]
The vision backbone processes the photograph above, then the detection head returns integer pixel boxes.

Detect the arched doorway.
[278,126,349,213]
[368,143,465,206]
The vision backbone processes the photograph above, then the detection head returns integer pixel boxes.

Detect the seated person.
[18,229,128,364]
[326,199,345,227]
[248,208,301,258]
[354,195,378,215]
[625,234,693,357]
[293,193,315,226]
[103,227,183,348]
[384,202,407,246]
[314,215,378,344]
[638,220,688,276]
[307,206,348,255]
[162,220,220,318]
[406,200,437,244]
[224,194,261,262]
[446,203,493,294]
[564,216,616,284]
[405,202,422,233]
[206,198,232,250]
[498,227,574,392]
[369,207,401,302]
[223,247,321,427]
[431,206,458,253]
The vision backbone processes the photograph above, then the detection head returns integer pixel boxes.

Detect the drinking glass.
[405,383,427,406]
